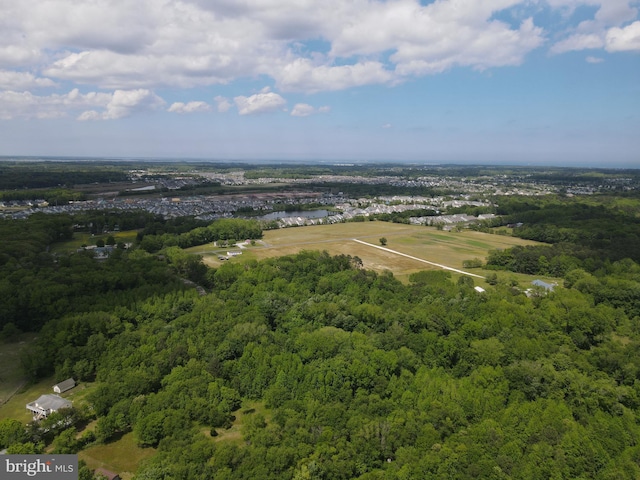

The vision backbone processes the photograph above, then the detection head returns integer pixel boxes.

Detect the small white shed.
[53,378,76,394]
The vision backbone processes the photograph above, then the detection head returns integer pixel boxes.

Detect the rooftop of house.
[27,394,72,412]
[94,468,120,480]
[53,378,76,392]
[532,279,556,290]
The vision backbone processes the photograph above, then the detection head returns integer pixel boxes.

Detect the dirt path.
[352,239,485,279]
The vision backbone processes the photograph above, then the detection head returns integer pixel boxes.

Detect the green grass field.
[0,375,55,423]
[0,334,38,418]
[79,432,155,480]
[193,221,546,284]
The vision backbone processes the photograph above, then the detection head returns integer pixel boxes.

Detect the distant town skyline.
[0,0,638,167]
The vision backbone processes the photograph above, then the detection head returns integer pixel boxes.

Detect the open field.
[195,222,546,283]
[0,334,37,415]
[0,377,93,424]
[0,375,55,423]
[79,432,155,480]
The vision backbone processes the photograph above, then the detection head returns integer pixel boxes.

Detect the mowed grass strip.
[196,222,541,279]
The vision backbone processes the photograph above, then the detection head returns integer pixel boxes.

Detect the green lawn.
[0,334,38,418]
[0,375,56,423]
[0,356,94,423]
[50,230,139,253]
[79,432,155,480]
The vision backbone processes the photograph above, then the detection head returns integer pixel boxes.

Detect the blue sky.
[0,0,638,167]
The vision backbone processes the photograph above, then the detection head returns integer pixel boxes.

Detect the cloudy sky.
[1,0,639,166]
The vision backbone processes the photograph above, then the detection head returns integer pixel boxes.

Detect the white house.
[53,378,76,394]
[532,279,556,291]
[26,394,72,420]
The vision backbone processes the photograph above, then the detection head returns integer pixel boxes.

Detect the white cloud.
[79,89,165,120]
[0,0,549,94]
[593,1,638,27]
[276,59,394,93]
[0,88,111,120]
[0,89,164,120]
[168,101,211,114]
[214,96,233,113]
[234,89,287,115]
[0,88,167,122]
[291,103,315,117]
[0,70,56,89]
[290,103,329,117]
[0,0,637,102]
[585,55,604,63]
[393,18,544,76]
[606,21,640,51]
[76,110,102,121]
[545,0,637,26]
[0,46,41,68]
[550,33,605,53]
[105,89,165,119]
[548,0,638,53]
[328,1,544,76]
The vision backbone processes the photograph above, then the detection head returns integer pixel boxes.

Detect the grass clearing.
[0,375,56,423]
[195,222,544,284]
[50,230,139,253]
[79,432,155,479]
[0,346,96,439]
[0,334,38,417]
[202,401,270,447]
[0,378,94,423]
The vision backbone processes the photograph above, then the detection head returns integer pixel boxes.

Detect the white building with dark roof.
[53,378,76,394]
[26,394,72,420]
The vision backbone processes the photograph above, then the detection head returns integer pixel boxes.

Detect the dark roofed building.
[94,468,121,480]
[53,378,76,394]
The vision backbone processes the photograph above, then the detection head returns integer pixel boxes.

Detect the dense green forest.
[14,251,640,479]
[0,212,190,335]
[485,196,640,270]
[138,218,263,253]
[2,200,640,479]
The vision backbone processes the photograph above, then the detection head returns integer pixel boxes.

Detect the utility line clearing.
[352,239,485,279]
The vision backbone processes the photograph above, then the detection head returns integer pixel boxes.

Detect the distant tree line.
[138,218,262,253]
[488,195,640,267]
[0,165,128,190]
[0,188,86,204]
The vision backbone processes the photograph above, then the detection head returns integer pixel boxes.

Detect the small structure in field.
[94,468,121,480]
[53,378,76,394]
